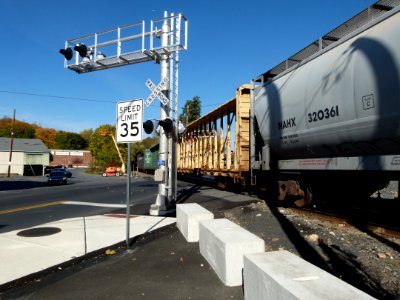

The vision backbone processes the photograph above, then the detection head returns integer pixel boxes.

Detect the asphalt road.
[0,168,163,233]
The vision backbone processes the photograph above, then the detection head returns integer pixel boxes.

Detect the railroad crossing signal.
[145,77,170,107]
[142,118,174,135]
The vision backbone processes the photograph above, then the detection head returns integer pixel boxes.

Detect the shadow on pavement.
[0,180,48,191]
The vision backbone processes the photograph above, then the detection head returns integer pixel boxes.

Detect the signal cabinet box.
[154,168,165,182]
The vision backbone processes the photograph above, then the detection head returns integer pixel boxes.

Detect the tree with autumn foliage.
[0,117,91,150]
[0,117,159,170]
[0,118,37,138]
[35,127,57,148]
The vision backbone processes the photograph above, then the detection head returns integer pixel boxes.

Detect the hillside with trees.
[1,95,200,168]
[0,118,37,139]
[0,117,158,169]
[0,117,89,150]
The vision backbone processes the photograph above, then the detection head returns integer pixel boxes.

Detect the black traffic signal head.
[59,48,73,60]
[74,43,88,58]
[158,118,173,133]
[143,120,154,134]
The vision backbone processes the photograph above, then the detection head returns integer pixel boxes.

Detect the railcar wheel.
[277,180,312,208]
[293,187,312,208]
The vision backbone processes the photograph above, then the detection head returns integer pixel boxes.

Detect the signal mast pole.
[151,12,170,215]
[59,12,188,217]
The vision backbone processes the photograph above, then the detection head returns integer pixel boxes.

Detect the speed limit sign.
[116,99,143,143]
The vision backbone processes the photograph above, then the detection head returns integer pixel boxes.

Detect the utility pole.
[7,109,15,178]
[186,104,190,128]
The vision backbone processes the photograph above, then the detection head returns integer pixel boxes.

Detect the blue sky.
[0,0,376,133]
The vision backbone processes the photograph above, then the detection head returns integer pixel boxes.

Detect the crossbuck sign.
[145,77,170,107]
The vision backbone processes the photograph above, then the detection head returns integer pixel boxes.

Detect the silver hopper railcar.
[252,0,400,205]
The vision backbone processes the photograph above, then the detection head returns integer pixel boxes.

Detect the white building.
[0,138,50,176]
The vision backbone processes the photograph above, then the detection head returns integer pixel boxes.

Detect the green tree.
[179,96,201,126]
[89,125,127,168]
[80,128,94,150]
[55,131,87,149]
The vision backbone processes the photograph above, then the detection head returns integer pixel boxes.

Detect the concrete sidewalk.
[0,214,176,286]
[0,186,256,299]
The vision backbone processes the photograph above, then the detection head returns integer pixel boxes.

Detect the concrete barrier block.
[243,250,376,300]
[176,203,214,242]
[199,218,265,286]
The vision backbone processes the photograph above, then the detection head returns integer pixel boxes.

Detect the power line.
[0,89,225,110]
[0,90,115,103]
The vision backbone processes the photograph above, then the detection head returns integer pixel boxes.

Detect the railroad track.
[179,174,400,244]
[289,205,400,246]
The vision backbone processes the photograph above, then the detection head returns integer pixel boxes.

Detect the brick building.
[50,150,93,168]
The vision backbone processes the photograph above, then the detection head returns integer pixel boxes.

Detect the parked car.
[47,169,69,185]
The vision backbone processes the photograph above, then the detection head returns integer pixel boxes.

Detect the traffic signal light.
[74,43,88,58]
[59,48,73,60]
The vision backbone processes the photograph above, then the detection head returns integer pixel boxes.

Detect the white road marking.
[62,201,125,208]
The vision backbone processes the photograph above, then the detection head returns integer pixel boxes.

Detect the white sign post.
[116,99,144,143]
[116,98,143,248]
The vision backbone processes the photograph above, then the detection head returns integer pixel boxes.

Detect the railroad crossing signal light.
[74,43,88,58]
[143,120,154,134]
[96,51,106,60]
[59,44,88,61]
[59,48,73,60]
[158,118,173,133]
[143,118,174,135]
